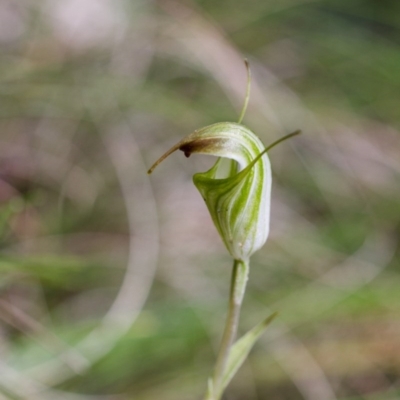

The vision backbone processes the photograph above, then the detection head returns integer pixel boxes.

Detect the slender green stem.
[205,259,250,400]
[237,59,251,124]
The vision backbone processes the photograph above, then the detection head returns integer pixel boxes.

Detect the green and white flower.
[148,121,271,261]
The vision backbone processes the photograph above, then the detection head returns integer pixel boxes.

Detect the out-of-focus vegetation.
[0,0,399,399]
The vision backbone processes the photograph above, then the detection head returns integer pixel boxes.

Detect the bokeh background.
[1,0,400,399]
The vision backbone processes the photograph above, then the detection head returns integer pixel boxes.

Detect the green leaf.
[220,312,278,393]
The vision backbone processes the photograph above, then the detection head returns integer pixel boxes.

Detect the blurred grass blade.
[205,378,214,400]
[220,312,278,393]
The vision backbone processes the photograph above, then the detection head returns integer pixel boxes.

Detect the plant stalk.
[205,259,249,400]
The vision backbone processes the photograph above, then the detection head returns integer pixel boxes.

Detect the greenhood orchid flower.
[148,122,299,262]
[148,121,273,261]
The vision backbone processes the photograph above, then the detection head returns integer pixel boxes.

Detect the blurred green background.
[0,0,399,399]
